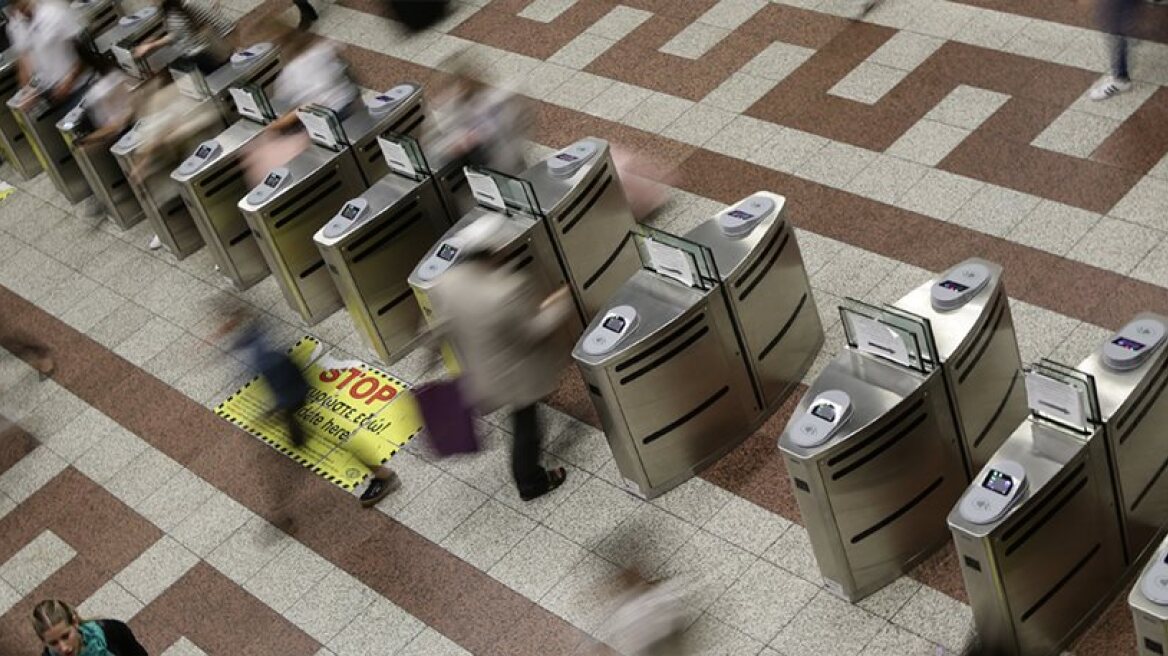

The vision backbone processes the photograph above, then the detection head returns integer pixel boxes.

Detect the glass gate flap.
[1024,359,1102,435]
[464,165,543,218]
[632,225,719,291]
[170,60,212,101]
[297,105,348,151]
[840,298,938,374]
[378,131,431,181]
[230,84,276,124]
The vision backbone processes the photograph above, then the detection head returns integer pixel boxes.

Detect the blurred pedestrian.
[134,0,233,74]
[429,54,532,176]
[385,0,448,31]
[1092,0,1140,99]
[0,323,53,379]
[596,569,689,655]
[32,599,147,656]
[73,47,135,218]
[429,216,572,501]
[6,0,93,111]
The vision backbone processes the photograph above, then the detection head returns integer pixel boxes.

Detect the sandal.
[359,471,401,508]
[520,467,567,502]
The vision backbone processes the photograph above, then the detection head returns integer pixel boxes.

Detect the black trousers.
[511,404,544,495]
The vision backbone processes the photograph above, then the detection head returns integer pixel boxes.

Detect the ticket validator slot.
[787,390,852,449]
[240,84,425,326]
[580,305,637,357]
[948,360,1125,656]
[314,132,458,363]
[56,100,144,229]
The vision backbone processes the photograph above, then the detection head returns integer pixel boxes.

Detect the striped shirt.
[165,0,232,57]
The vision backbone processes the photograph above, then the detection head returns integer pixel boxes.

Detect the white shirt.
[9,2,86,92]
[82,71,132,129]
[272,42,358,116]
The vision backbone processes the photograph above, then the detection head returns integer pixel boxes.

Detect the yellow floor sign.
[216,337,423,490]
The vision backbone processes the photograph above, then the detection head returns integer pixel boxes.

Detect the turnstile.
[777,258,1025,601]
[350,86,426,184]
[238,84,424,325]
[409,137,640,339]
[314,134,455,363]
[7,85,91,203]
[1130,534,1168,656]
[57,103,142,229]
[572,193,822,499]
[0,50,40,179]
[171,86,282,290]
[111,97,226,258]
[169,43,282,123]
[1077,313,1168,562]
[949,361,1126,656]
[93,6,162,58]
[73,0,122,45]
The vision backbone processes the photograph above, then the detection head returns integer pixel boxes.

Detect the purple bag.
[414,379,479,457]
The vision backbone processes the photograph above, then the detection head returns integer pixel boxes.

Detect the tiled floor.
[1,0,1166,654]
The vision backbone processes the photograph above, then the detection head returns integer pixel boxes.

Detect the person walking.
[32,599,147,656]
[1091,0,1141,100]
[429,216,572,501]
[6,0,93,110]
[133,0,233,75]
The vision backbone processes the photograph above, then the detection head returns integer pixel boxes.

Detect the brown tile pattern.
[0,418,38,476]
[449,0,631,60]
[0,284,612,655]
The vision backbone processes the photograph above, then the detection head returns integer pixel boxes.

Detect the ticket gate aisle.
[949,360,1127,656]
[315,133,462,363]
[57,104,143,229]
[1130,534,1168,656]
[409,137,640,339]
[0,50,41,179]
[7,86,92,203]
[572,223,771,499]
[1076,313,1168,562]
[171,86,284,290]
[238,84,424,325]
[777,258,1025,602]
[111,101,227,258]
[169,43,282,123]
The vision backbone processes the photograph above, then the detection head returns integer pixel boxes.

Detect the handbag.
[414,378,479,457]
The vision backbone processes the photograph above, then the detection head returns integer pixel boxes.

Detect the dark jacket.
[41,619,147,656]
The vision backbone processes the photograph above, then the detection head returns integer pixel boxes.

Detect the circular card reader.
[581,305,637,356]
[231,42,274,68]
[718,194,775,239]
[415,240,463,282]
[246,167,290,206]
[930,262,990,312]
[958,460,1026,525]
[119,6,156,25]
[368,84,416,115]
[176,139,222,176]
[1140,549,1168,605]
[547,140,598,179]
[1103,317,1166,371]
[322,198,368,239]
[788,390,852,449]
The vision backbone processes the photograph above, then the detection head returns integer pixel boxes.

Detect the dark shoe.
[360,471,401,507]
[519,467,567,502]
[296,0,318,30]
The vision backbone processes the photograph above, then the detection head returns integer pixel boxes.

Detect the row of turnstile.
[773,253,1168,654]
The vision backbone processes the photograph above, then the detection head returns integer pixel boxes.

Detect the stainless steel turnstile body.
[1130,535,1168,656]
[682,192,822,415]
[7,87,91,203]
[73,0,122,44]
[93,6,162,57]
[1077,312,1168,561]
[314,172,452,362]
[111,103,226,258]
[0,51,40,179]
[174,43,282,122]
[237,87,424,324]
[949,421,1125,656]
[895,258,1027,475]
[573,265,761,499]
[349,87,426,184]
[56,105,142,229]
[171,118,270,289]
[778,258,1023,601]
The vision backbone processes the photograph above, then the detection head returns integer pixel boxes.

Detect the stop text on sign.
[318,367,399,405]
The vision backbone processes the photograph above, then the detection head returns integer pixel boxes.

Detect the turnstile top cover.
[236,143,342,212]
[314,174,420,247]
[571,268,708,367]
[205,43,279,97]
[408,207,536,289]
[683,191,785,282]
[333,83,421,148]
[521,137,611,217]
[946,419,1089,538]
[1132,536,1168,611]
[778,348,931,459]
[119,6,157,25]
[1075,312,1168,423]
[170,119,265,183]
[891,257,1004,363]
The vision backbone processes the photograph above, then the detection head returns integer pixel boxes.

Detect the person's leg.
[1093,0,1137,99]
[294,0,319,29]
[0,328,54,378]
[511,404,545,496]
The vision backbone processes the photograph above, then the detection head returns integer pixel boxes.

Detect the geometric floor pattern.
[2,0,1166,653]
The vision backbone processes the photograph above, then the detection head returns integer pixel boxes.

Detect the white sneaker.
[148,235,163,250]
[1089,76,1132,101]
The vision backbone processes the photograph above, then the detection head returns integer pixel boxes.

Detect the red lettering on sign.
[351,377,378,400]
[319,368,340,383]
[371,385,396,404]
[335,368,363,391]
